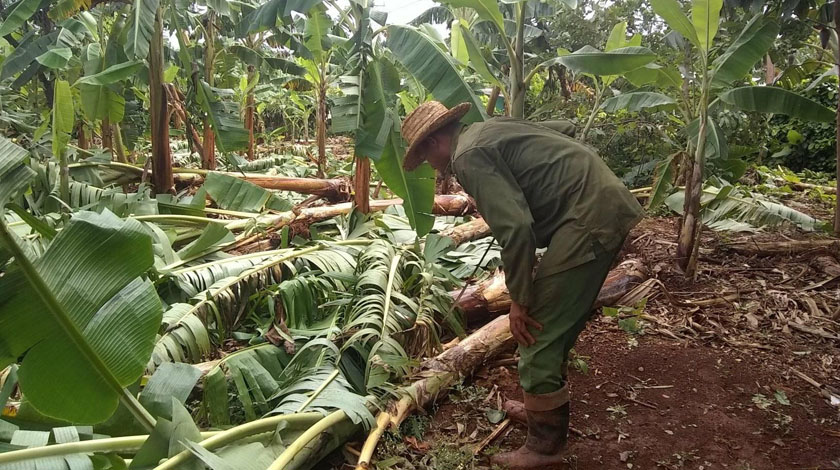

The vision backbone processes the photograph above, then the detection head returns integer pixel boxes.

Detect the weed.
[607,404,627,420]
[420,442,475,470]
[451,384,489,404]
[400,414,430,440]
[569,348,590,374]
[751,393,773,410]
[483,444,502,456]
[376,433,409,463]
[751,392,794,434]
[603,299,648,335]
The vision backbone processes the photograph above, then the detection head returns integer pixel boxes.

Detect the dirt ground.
[470,328,839,470]
[354,216,840,470]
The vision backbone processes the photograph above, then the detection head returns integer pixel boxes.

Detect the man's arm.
[453,147,537,307]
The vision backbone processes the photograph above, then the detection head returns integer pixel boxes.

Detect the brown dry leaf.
[801,295,822,317]
[404,436,431,451]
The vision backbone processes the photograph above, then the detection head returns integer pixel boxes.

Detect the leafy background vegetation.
[0,0,838,469]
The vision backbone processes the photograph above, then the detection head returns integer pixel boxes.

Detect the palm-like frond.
[665,185,828,233]
[149,244,361,371]
[226,154,314,176]
[339,240,464,388]
[201,339,372,427]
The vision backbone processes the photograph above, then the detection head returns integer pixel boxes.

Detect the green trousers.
[518,238,621,403]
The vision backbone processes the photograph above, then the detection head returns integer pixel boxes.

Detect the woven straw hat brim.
[403,103,471,171]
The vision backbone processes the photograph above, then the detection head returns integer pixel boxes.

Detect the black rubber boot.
[489,403,570,469]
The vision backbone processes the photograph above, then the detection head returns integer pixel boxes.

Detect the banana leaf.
[0,0,41,37]
[665,185,827,232]
[546,46,656,77]
[712,14,779,85]
[438,0,505,31]
[124,0,160,60]
[203,172,292,212]
[387,25,487,124]
[75,61,144,86]
[0,210,162,423]
[600,91,676,112]
[35,47,72,69]
[692,0,723,51]
[651,0,700,49]
[51,80,73,159]
[718,86,835,122]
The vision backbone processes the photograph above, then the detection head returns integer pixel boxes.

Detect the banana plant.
[538,21,658,141]
[434,0,578,118]
[640,0,835,277]
[300,4,343,177]
[328,1,445,234]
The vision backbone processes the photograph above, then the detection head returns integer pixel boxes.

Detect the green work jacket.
[451,117,643,307]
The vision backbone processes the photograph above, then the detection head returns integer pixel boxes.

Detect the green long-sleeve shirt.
[452,118,643,307]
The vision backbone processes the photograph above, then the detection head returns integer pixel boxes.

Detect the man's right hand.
[509,301,542,347]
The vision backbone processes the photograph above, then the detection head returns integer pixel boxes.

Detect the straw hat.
[402,101,471,170]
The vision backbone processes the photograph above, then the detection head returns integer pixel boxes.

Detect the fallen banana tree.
[454,259,647,326]
[232,195,477,253]
[725,238,840,256]
[773,179,837,195]
[438,217,490,245]
[355,258,649,469]
[69,162,353,202]
[174,171,352,202]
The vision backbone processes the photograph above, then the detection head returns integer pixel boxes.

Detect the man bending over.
[400,101,643,469]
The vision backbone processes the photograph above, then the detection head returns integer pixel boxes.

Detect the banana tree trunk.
[202,120,215,170]
[245,64,256,161]
[559,66,571,100]
[486,86,500,117]
[149,8,173,194]
[113,123,128,164]
[101,116,113,152]
[316,78,328,177]
[202,12,216,170]
[677,70,710,278]
[439,217,490,245]
[230,194,478,253]
[390,314,513,427]
[835,0,840,235]
[354,156,370,213]
[725,239,840,256]
[508,4,526,119]
[77,122,88,149]
[174,172,351,201]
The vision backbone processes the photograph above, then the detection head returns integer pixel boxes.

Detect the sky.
[376,0,439,25]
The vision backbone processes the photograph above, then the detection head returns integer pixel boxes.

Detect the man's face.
[421,130,453,172]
